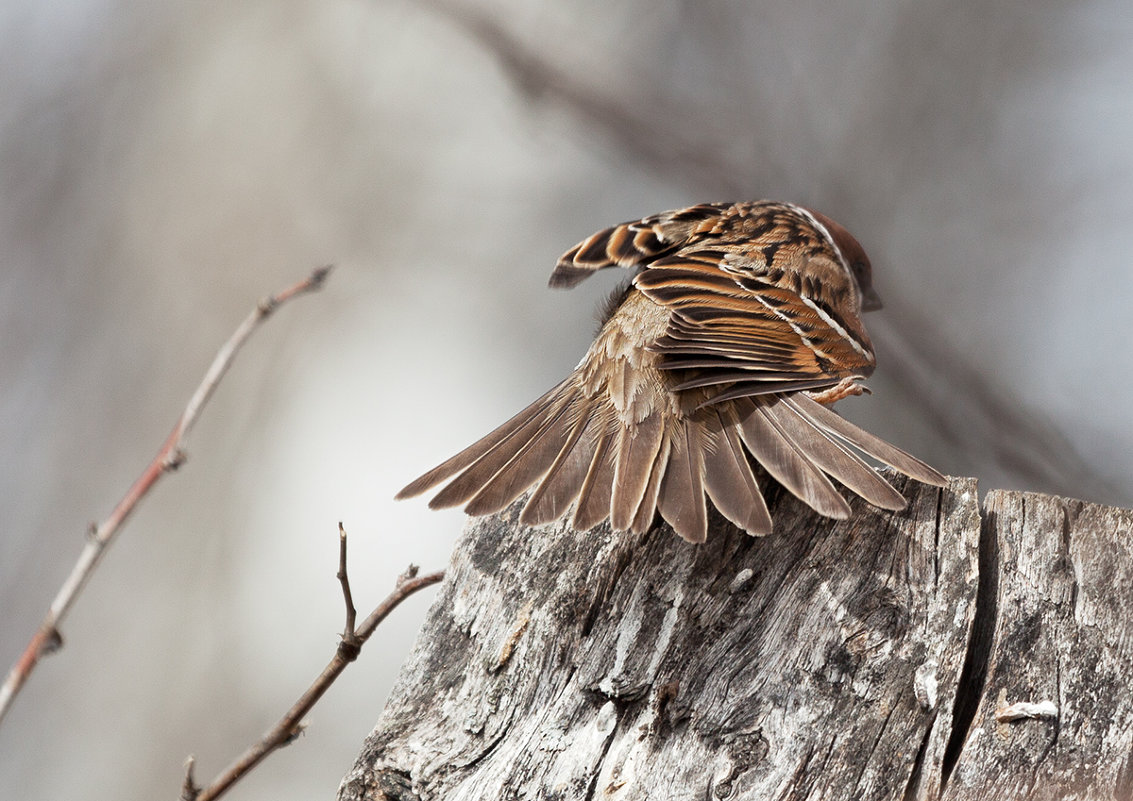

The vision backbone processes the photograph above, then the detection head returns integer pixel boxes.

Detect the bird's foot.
[807,377,870,405]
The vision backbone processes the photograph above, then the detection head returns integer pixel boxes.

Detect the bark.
[339,476,1133,800]
[941,491,1133,800]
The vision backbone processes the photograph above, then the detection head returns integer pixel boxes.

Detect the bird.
[397,200,947,543]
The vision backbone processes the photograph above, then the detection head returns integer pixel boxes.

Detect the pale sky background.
[2,1,1132,799]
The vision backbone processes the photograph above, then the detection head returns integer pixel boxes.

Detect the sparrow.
[397,200,947,543]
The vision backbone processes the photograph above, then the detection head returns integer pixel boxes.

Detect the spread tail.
[398,383,946,542]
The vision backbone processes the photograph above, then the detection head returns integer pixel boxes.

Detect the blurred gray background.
[1,1,1130,798]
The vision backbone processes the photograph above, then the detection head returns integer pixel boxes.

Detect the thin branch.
[0,266,333,727]
[181,758,199,801]
[182,527,444,801]
[337,522,358,640]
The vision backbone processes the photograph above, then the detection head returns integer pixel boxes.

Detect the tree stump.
[338,476,1133,800]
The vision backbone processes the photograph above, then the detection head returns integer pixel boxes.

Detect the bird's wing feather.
[549,203,733,288]
[634,250,875,399]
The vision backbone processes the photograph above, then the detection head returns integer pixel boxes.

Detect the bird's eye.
[851,261,868,281]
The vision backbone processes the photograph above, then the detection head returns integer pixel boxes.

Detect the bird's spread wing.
[634,248,877,402]
[549,203,733,288]
[400,199,948,541]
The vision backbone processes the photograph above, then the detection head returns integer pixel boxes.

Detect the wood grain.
[941,491,1133,800]
[341,475,998,799]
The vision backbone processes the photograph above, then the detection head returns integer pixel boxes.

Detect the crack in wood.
[941,503,1000,790]
[1057,500,1081,618]
[341,481,1133,799]
[901,710,938,801]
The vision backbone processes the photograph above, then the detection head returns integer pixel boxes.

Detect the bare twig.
[180,757,199,801]
[182,526,444,801]
[337,522,358,640]
[0,266,333,727]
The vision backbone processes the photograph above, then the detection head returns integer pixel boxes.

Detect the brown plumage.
[397,200,946,542]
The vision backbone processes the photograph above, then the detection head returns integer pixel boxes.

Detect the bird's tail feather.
[611,413,666,532]
[760,399,908,511]
[736,398,854,519]
[657,419,708,542]
[570,430,617,531]
[702,407,773,536]
[395,382,566,508]
[629,417,671,535]
[399,380,635,528]
[398,381,946,542]
[782,394,947,487]
[520,411,606,526]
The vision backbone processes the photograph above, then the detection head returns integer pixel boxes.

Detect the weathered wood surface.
[339,478,1133,800]
[941,491,1133,800]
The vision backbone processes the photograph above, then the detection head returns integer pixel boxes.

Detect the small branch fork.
[181,526,444,801]
[0,266,332,726]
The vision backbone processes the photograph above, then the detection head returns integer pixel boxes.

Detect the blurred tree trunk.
[338,477,1133,800]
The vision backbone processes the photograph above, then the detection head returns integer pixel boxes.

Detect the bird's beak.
[861,287,883,312]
